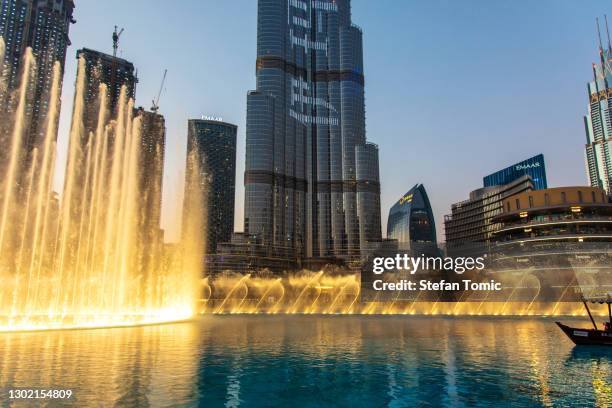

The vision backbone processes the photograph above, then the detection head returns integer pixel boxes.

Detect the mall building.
[491,187,612,247]
[488,187,612,300]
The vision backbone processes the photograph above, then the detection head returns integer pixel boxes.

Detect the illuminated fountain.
[0,45,202,331]
[0,42,599,330]
[201,272,605,317]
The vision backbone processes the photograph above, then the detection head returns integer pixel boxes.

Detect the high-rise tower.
[244,0,382,264]
[137,108,166,270]
[0,0,75,150]
[183,119,237,258]
[388,184,437,252]
[584,17,612,195]
[76,47,137,136]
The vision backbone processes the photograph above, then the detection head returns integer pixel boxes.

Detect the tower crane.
[151,69,167,113]
[112,25,124,57]
[110,25,124,102]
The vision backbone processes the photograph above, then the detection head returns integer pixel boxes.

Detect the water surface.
[1,316,611,407]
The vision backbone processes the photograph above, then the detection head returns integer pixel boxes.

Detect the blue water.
[1,316,611,407]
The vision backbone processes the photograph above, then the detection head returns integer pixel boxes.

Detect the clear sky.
[55,0,611,242]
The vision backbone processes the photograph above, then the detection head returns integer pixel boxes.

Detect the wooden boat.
[556,298,612,346]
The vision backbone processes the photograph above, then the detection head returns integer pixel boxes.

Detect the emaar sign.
[515,162,541,171]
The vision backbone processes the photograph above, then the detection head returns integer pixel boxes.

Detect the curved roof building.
[492,186,612,246]
[489,187,612,301]
[387,184,437,251]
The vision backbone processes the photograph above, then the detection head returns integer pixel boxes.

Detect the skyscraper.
[68,48,138,210]
[76,48,137,136]
[244,0,382,264]
[0,0,75,149]
[584,19,612,195]
[183,119,237,257]
[387,184,437,254]
[137,108,166,270]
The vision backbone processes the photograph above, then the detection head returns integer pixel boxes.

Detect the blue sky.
[55,0,610,242]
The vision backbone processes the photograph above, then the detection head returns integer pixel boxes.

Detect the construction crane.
[151,69,167,113]
[112,25,124,57]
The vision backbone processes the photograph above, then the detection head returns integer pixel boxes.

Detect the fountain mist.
[0,49,202,331]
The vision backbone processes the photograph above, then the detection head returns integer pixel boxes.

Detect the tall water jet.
[0,36,5,97]
[181,143,207,312]
[0,48,35,254]
[0,36,5,68]
[24,62,61,315]
[53,55,86,318]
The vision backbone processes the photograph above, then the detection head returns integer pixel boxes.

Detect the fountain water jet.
[0,50,202,331]
[0,37,5,97]
[0,48,35,254]
[24,62,61,316]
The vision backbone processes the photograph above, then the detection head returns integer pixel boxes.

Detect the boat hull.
[556,322,612,346]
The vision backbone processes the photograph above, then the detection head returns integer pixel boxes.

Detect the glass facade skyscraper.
[483,154,547,191]
[387,184,437,254]
[244,0,381,263]
[184,119,237,257]
[0,0,75,150]
[584,29,612,195]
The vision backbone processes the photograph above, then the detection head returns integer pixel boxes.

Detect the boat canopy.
[583,294,612,304]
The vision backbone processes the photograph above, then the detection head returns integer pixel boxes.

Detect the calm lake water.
[0,316,611,407]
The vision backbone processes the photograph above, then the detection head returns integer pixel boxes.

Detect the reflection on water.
[0,323,200,407]
[1,316,611,407]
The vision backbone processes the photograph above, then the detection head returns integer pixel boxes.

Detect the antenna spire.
[597,18,604,51]
[605,15,612,52]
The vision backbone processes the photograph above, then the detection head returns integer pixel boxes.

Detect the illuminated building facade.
[0,0,75,150]
[243,0,382,265]
[387,184,437,255]
[584,25,612,195]
[492,186,612,245]
[483,154,547,191]
[490,187,612,297]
